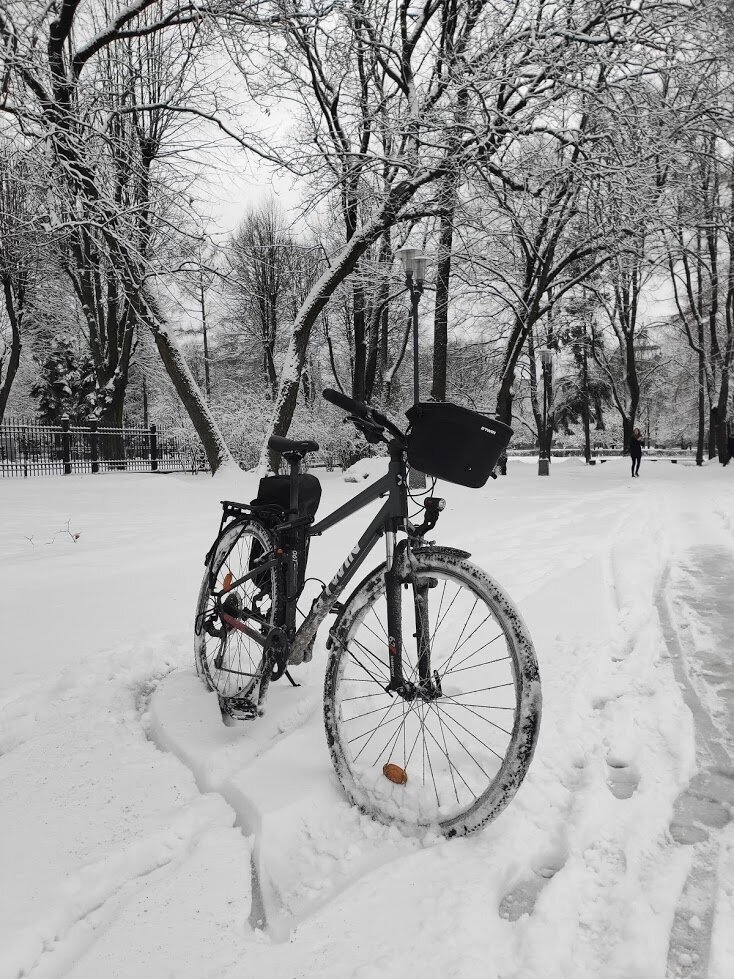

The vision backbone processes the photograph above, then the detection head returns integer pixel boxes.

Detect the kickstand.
[284,669,300,688]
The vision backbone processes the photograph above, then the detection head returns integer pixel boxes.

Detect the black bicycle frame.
[217,440,413,690]
[289,440,409,671]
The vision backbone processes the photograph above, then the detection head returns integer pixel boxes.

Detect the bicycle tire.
[194,519,282,703]
[323,546,541,837]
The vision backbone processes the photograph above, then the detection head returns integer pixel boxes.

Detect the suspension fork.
[385,535,440,699]
[413,577,431,684]
[384,528,405,691]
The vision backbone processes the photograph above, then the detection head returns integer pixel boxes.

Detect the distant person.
[630,428,644,477]
[489,450,508,480]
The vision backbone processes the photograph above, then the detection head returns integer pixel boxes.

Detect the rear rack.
[204,499,287,569]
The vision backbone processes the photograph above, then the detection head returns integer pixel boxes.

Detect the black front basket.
[406,402,512,488]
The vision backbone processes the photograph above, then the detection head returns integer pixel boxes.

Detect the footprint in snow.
[605,755,640,800]
[669,769,733,845]
[498,852,566,922]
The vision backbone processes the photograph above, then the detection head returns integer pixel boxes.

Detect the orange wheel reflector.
[383,763,408,785]
[222,572,234,592]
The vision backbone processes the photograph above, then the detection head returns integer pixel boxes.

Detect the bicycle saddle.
[268,435,319,456]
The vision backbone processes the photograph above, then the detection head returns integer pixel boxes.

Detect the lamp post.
[538,348,552,476]
[636,341,661,451]
[396,246,430,488]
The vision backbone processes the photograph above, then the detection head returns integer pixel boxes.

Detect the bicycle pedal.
[221,696,261,721]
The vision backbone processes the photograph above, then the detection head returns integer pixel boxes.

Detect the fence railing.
[0,417,208,477]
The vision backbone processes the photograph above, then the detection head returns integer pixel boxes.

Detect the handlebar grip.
[322,387,369,419]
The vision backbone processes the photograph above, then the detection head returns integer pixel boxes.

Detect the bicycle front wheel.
[194,519,281,703]
[324,547,541,837]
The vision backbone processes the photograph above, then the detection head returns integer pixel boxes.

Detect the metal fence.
[0,417,208,477]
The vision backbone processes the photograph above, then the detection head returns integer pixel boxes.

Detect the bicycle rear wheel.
[324,547,541,837]
[195,520,281,703]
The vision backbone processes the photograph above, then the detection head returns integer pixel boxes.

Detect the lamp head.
[395,246,419,275]
[413,255,430,285]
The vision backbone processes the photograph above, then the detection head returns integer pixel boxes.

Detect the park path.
[658,490,734,979]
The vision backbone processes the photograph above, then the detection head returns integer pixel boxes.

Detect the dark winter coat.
[629,435,643,460]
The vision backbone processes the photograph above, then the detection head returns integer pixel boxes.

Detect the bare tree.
[230,0,692,469]
[227,202,300,400]
[665,131,734,465]
[0,0,234,469]
[0,148,53,423]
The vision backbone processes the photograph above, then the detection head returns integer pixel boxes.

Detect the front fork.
[384,532,442,701]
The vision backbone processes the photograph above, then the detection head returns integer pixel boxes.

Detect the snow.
[1,460,733,978]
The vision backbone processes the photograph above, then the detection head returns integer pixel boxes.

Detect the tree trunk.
[199,278,211,400]
[495,310,538,429]
[259,180,429,471]
[365,233,391,403]
[142,374,149,429]
[264,345,278,400]
[526,331,542,448]
[99,387,127,467]
[431,209,454,401]
[715,382,730,464]
[582,340,591,462]
[696,350,705,466]
[383,309,412,405]
[593,393,606,430]
[352,278,368,402]
[142,288,232,473]
[0,278,22,424]
[622,415,632,456]
[708,405,717,459]
[496,373,514,428]
[622,336,640,454]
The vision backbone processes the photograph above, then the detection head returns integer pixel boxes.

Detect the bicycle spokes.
[334,571,517,822]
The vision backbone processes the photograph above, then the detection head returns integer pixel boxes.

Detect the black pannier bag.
[406,402,513,489]
[251,474,322,519]
[250,474,322,597]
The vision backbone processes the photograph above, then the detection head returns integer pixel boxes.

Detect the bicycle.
[195,389,541,838]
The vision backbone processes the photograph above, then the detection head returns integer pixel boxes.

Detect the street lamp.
[538,348,552,476]
[395,246,430,405]
[396,245,431,488]
[636,342,661,449]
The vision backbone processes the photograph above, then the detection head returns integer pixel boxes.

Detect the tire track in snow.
[657,551,734,979]
[0,638,242,979]
[13,797,230,979]
[147,669,438,943]
[493,496,695,978]
[146,669,323,940]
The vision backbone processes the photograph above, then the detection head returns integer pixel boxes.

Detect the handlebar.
[322,388,369,419]
[322,388,404,442]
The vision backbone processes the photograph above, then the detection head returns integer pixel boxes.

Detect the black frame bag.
[406,402,512,488]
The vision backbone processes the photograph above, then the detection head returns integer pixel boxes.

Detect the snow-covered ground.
[1,458,732,979]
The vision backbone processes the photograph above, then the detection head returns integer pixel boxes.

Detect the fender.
[203,516,248,570]
[411,544,471,560]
